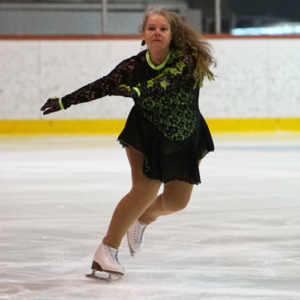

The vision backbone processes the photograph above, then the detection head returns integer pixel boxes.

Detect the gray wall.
[0,2,202,35]
[0,10,144,35]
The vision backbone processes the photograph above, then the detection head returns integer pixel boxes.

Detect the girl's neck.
[148,47,170,66]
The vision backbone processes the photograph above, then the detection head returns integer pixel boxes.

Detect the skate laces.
[114,251,121,265]
[105,245,121,266]
[134,222,147,244]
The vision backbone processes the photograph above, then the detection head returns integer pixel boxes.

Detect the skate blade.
[128,244,136,257]
[86,261,123,282]
[86,270,121,282]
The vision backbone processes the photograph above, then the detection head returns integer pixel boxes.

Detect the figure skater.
[41,6,216,279]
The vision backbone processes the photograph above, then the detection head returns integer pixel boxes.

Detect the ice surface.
[0,133,300,300]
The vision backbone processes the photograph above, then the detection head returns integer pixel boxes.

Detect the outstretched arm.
[41,57,137,115]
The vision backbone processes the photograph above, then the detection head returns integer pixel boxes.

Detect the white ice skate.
[127,220,147,257]
[86,242,124,281]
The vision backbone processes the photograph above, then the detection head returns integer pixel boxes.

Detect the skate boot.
[86,242,124,281]
[127,220,147,257]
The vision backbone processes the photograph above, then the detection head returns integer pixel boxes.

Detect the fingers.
[43,108,59,115]
[40,103,48,111]
[41,98,60,114]
[41,98,54,111]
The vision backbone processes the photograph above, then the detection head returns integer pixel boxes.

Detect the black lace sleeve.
[137,51,196,97]
[61,57,136,109]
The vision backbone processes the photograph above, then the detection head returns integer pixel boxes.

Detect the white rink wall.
[0,38,300,120]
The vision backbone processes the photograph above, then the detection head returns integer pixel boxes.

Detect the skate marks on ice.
[1,135,300,300]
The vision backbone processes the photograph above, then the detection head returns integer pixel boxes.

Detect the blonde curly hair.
[141,6,216,87]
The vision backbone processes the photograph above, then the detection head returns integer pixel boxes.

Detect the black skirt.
[117,106,214,185]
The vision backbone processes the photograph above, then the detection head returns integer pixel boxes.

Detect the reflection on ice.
[0,134,300,300]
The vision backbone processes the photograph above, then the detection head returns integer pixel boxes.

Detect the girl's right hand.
[41,98,61,115]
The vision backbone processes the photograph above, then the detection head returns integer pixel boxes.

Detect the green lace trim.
[145,49,186,91]
[146,48,216,89]
[58,98,65,110]
[119,84,131,91]
[133,87,141,97]
[146,50,171,70]
[118,84,141,97]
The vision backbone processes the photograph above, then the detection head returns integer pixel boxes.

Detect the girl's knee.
[161,182,193,213]
[130,183,160,203]
[161,194,190,213]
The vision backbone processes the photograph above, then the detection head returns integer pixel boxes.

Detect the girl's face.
[142,13,172,52]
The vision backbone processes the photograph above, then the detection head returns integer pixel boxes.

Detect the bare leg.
[102,147,161,249]
[139,160,201,225]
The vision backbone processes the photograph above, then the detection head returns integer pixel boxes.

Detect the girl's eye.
[161,28,167,31]
[148,27,155,31]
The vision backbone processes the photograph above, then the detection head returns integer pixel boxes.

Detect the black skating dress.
[61,48,214,185]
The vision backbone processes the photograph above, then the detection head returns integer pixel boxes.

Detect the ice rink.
[0,133,300,300]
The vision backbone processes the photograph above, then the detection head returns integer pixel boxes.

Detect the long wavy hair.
[141,7,216,87]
